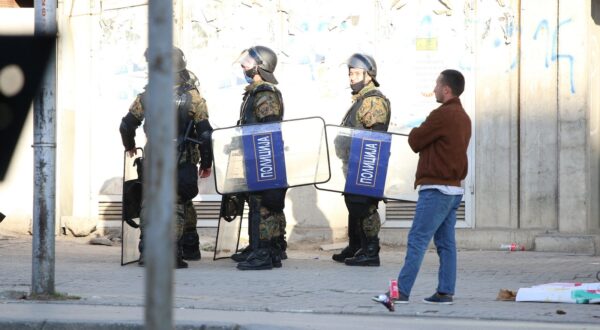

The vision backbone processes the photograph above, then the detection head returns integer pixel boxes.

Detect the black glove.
[177,162,199,202]
[221,194,246,222]
[119,112,141,151]
[333,133,350,161]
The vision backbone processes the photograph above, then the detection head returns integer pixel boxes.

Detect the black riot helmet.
[172,47,187,72]
[346,53,379,87]
[144,47,187,72]
[239,45,279,84]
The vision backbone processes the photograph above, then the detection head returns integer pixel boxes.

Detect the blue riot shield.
[211,117,331,194]
[315,125,417,201]
[211,117,330,259]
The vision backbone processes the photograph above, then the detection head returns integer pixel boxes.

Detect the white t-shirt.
[419,184,464,196]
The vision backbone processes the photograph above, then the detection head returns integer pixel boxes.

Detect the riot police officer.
[332,53,391,267]
[119,47,213,269]
[231,45,287,271]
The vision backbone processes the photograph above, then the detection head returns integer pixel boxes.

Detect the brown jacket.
[408,97,471,188]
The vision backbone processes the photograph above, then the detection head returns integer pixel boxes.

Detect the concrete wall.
[1,0,599,252]
[474,0,520,230]
[472,0,600,253]
[45,0,480,239]
[589,0,600,234]
[520,0,559,230]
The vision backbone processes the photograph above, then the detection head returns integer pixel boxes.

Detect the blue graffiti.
[533,18,576,94]
[419,15,433,38]
[533,19,550,67]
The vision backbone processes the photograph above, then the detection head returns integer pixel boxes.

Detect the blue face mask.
[244,67,257,84]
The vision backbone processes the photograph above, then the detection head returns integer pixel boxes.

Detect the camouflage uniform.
[338,81,390,266]
[121,69,212,264]
[236,81,287,269]
[241,81,286,242]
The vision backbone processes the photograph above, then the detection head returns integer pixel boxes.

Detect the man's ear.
[443,85,452,96]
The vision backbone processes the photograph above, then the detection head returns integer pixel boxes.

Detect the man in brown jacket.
[374,69,471,308]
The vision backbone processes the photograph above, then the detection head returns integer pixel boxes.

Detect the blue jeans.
[398,189,462,297]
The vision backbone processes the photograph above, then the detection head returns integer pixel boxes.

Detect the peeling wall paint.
[1,0,598,242]
[82,0,478,226]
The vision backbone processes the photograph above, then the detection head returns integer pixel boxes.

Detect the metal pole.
[145,0,175,329]
[32,0,57,296]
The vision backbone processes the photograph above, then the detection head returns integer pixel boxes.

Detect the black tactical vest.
[176,82,198,138]
[341,89,391,130]
[238,83,284,125]
[139,77,197,139]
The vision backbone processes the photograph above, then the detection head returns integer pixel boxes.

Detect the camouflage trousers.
[248,194,286,241]
[140,199,196,242]
[344,197,381,239]
[178,199,197,237]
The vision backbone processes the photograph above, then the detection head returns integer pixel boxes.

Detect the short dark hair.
[440,69,465,97]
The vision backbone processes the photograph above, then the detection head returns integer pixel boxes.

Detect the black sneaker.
[423,292,453,305]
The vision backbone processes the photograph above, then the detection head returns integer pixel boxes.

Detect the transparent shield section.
[315,126,418,201]
[213,212,243,260]
[121,148,143,266]
[121,218,141,265]
[212,117,330,194]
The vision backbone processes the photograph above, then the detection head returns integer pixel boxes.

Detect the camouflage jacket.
[126,71,211,168]
[238,81,284,124]
[341,82,390,131]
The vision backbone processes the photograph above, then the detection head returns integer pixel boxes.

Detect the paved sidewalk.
[1,232,599,329]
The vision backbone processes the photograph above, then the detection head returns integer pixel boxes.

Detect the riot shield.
[315,126,418,201]
[212,117,330,194]
[121,148,143,266]
[213,194,246,260]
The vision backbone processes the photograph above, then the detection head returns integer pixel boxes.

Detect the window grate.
[384,200,465,221]
[98,200,223,227]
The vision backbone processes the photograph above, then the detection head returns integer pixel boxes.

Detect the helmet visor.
[236,49,260,69]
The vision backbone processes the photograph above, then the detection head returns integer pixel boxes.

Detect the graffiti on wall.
[533,18,576,94]
[379,0,477,132]
[98,8,147,102]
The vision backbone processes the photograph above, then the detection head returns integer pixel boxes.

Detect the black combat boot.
[175,244,189,269]
[278,235,288,260]
[332,245,359,262]
[271,239,282,268]
[233,206,260,262]
[344,237,380,267]
[236,241,273,270]
[137,234,145,266]
[180,230,201,261]
[231,245,253,262]
[332,217,361,262]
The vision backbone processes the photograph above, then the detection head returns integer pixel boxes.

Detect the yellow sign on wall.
[416,37,438,51]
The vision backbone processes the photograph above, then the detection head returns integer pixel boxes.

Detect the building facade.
[1,0,599,253]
